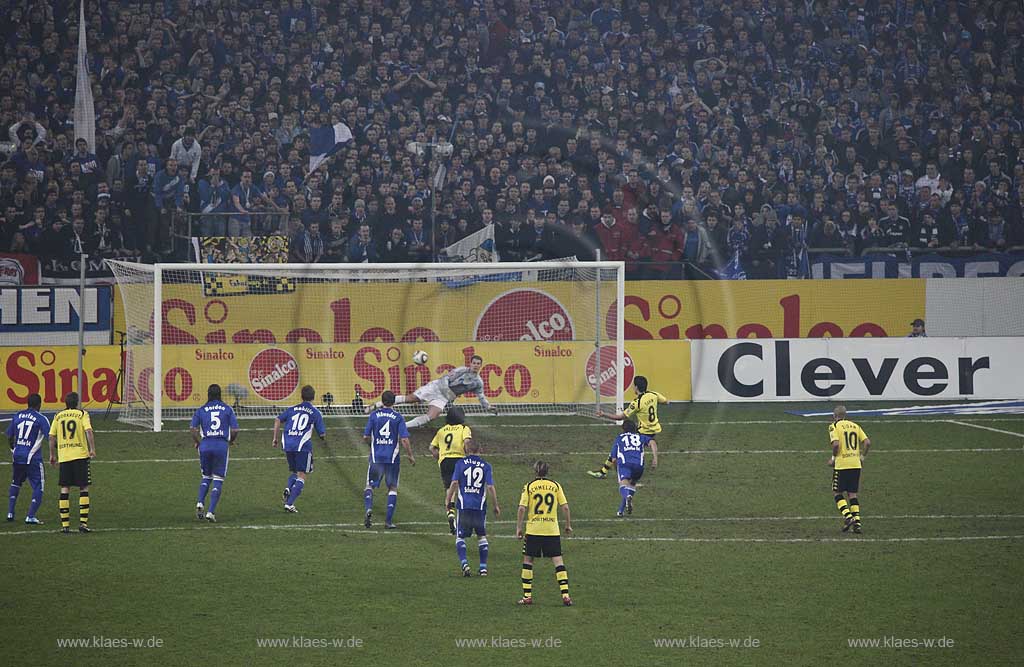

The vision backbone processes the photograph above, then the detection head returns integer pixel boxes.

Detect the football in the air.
[412,350,429,365]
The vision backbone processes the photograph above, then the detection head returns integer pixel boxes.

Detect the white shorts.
[413,379,450,411]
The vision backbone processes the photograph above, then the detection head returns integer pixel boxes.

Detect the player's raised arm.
[596,408,626,421]
[656,392,669,404]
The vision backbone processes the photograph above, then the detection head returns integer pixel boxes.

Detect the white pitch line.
[87,416,1024,434]
[1,447,1018,467]
[946,420,1024,440]
[3,514,1021,538]
[1,522,1020,544]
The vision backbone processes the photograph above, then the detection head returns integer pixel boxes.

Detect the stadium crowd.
[2,0,1024,279]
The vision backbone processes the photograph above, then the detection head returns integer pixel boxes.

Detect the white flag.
[74,0,96,153]
[442,224,499,262]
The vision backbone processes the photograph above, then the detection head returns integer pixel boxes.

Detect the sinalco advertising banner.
[0,341,691,413]
[112,279,925,345]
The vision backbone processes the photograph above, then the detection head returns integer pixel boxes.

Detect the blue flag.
[308,122,353,173]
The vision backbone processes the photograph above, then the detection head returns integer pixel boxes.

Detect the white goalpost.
[105,261,626,432]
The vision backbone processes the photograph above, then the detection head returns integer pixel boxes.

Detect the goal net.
[105,261,625,431]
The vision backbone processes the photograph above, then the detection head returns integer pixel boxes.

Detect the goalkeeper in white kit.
[365,354,498,427]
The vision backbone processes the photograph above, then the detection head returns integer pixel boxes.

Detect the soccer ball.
[412,350,429,366]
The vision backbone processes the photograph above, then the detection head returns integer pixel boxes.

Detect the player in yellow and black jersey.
[48,392,96,534]
[589,375,668,478]
[515,460,573,606]
[430,406,472,534]
[827,405,871,534]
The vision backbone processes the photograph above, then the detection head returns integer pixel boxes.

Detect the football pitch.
[3,403,1022,666]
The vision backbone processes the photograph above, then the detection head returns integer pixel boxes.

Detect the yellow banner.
[0,342,691,412]
[113,279,924,345]
[625,279,924,339]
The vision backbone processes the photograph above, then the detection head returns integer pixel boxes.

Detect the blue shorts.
[456,508,487,538]
[366,461,400,489]
[618,463,644,484]
[12,461,44,490]
[286,450,314,473]
[199,447,229,479]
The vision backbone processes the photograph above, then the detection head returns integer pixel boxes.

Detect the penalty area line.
[90,415,1024,434]
[946,420,1024,442]
[0,522,1021,544]
[0,447,1018,467]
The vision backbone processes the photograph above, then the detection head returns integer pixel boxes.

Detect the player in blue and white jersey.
[365,354,498,428]
[272,385,326,513]
[445,439,500,576]
[362,391,414,529]
[6,393,50,524]
[609,420,658,517]
[189,384,240,522]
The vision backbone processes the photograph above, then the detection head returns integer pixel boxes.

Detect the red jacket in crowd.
[640,223,685,275]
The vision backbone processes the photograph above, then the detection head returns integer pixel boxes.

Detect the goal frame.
[131,261,626,432]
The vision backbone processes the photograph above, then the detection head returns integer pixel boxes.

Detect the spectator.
[679,218,711,279]
[322,218,350,263]
[405,218,432,263]
[1,0,1022,276]
[124,159,154,253]
[912,213,951,249]
[169,128,202,183]
[379,227,410,263]
[198,166,231,237]
[908,319,928,338]
[348,224,378,263]
[152,158,184,257]
[810,220,845,250]
[291,221,324,264]
[642,210,685,280]
[230,169,258,238]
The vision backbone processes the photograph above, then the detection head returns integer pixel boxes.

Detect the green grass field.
[3,403,1023,666]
